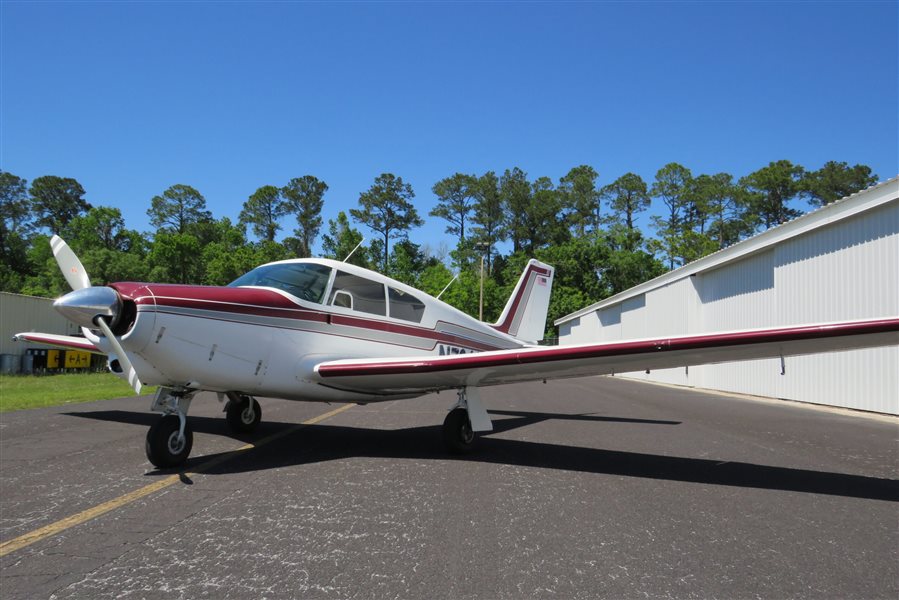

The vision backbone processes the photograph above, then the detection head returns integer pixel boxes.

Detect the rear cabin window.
[389,287,426,323]
[329,271,386,316]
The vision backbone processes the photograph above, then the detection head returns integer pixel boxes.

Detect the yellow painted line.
[0,403,354,558]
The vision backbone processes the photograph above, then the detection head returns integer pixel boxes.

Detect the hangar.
[0,292,84,373]
[555,176,898,415]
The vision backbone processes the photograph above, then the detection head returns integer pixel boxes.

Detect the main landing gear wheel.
[226,396,261,433]
[146,415,193,468]
[443,407,476,454]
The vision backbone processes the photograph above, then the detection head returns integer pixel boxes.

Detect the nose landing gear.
[146,388,195,468]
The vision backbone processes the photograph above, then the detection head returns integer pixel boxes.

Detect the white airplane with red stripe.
[15,236,899,468]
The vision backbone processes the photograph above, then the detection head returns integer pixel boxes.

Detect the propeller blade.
[94,317,143,395]
[51,235,91,290]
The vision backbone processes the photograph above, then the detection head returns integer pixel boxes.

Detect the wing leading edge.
[13,332,102,353]
[315,317,899,395]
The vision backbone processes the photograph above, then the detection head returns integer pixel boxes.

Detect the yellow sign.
[64,351,91,369]
[47,350,60,369]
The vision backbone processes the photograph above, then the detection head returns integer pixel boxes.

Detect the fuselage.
[95,259,525,402]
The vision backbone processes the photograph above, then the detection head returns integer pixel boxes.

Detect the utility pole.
[479,253,485,321]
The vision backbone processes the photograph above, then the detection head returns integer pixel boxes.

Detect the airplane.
[14,235,899,469]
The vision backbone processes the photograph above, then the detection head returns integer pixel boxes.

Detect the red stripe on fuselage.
[118,282,515,353]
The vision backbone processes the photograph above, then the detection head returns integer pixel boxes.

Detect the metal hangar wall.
[555,177,899,415]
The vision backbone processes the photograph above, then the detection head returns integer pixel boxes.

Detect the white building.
[556,177,899,415]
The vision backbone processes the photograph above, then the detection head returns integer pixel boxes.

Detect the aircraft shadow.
[61,410,254,443]
[64,409,898,502]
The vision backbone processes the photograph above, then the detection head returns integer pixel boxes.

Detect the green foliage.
[500,167,531,253]
[417,261,455,298]
[739,160,804,230]
[19,235,68,297]
[559,165,600,235]
[202,218,255,285]
[690,173,751,250]
[5,157,878,341]
[147,231,203,284]
[650,163,693,269]
[147,184,211,234]
[387,239,439,287]
[439,267,507,323]
[1,171,31,236]
[430,173,478,243]
[529,176,569,250]
[1,171,33,289]
[350,173,423,271]
[240,185,285,243]
[470,171,506,274]
[282,175,328,257]
[599,225,666,296]
[29,175,91,234]
[601,172,650,231]
[65,207,151,285]
[321,211,369,267]
[802,161,878,206]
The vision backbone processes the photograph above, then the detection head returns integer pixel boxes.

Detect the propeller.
[50,235,143,394]
[93,317,143,394]
[51,234,91,290]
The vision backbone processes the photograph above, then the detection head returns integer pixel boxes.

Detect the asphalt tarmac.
[1,376,897,599]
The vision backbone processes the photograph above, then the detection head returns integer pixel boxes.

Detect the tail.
[491,259,554,344]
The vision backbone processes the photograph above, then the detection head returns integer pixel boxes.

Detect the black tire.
[226,396,262,433]
[146,415,193,468]
[443,408,476,454]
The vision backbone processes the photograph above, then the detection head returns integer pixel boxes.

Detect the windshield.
[228,262,332,304]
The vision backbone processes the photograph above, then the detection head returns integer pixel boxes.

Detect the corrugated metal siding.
[562,193,899,414]
[775,202,898,324]
[691,250,779,397]
[771,200,899,412]
[0,292,78,356]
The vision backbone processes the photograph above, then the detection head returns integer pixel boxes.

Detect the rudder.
[491,259,554,344]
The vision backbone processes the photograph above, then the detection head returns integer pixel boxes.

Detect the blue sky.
[2,1,896,256]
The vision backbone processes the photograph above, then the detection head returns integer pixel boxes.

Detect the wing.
[314,317,899,395]
[13,332,102,353]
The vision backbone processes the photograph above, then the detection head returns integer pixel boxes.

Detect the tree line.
[0,160,878,338]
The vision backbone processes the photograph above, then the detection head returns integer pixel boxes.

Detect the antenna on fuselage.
[436,273,458,300]
[343,238,365,262]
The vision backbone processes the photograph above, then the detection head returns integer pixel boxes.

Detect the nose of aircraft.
[53,286,122,330]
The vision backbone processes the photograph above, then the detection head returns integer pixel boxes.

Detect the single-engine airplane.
[14,235,899,468]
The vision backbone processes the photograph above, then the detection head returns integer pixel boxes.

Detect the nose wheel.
[146,415,194,468]
[146,387,195,469]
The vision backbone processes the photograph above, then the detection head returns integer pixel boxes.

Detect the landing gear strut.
[146,387,195,468]
[442,387,493,454]
[225,392,262,434]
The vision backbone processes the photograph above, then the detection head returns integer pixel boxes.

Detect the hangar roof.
[554,175,899,327]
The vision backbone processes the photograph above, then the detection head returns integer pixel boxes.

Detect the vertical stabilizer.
[491,259,554,344]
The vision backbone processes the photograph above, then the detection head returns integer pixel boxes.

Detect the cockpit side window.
[329,271,386,316]
[388,287,426,323]
[228,263,332,304]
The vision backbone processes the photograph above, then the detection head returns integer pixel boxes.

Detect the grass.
[0,372,154,412]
